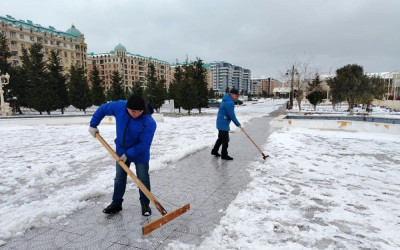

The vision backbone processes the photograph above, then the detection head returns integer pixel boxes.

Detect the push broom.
[240,126,269,160]
[95,133,190,235]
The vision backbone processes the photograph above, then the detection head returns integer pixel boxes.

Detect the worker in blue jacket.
[211,88,241,160]
[89,95,156,216]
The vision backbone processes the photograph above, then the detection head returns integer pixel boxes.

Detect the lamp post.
[0,70,11,116]
[286,65,298,110]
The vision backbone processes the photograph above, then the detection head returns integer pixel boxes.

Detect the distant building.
[251,77,282,96]
[87,44,172,92]
[0,14,87,73]
[208,61,251,94]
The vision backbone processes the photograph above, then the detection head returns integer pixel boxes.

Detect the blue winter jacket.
[216,93,241,131]
[90,100,157,163]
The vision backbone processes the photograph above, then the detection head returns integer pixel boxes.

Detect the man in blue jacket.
[211,88,241,160]
[88,95,156,216]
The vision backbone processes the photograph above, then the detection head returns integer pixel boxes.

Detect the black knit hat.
[127,94,145,110]
[230,88,239,95]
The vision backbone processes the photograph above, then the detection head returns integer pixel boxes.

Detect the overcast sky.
[2,0,399,79]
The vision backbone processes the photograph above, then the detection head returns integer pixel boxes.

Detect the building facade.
[0,15,87,74]
[208,61,251,94]
[251,77,282,96]
[87,44,172,92]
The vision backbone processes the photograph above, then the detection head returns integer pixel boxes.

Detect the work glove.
[119,154,127,163]
[88,126,99,138]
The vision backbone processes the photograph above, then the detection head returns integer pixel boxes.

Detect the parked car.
[207,99,220,108]
[234,99,243,105]
[247,97,258,101]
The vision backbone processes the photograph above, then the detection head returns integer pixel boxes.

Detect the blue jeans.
[112,161,150,207]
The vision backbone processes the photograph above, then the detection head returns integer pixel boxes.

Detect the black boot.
[221,155,233,160]
[142,204,152,216]
[211,150,221,157]
[103,204,122,214]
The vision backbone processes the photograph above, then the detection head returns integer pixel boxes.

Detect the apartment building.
[87,44,172,92]
[209,61,251,94]
[250,77,282,96]
[0,15,87,73]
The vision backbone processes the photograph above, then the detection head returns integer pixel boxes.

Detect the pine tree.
[19,43,49,114]
[108,70,125,101]
[180,62,197,115]
[193,58,208,113]
[169,66,184,112]
[306,74,326,111]
[68,65,92,113]
[47,51,69,114]
[90,65,106,105]
[144,63,166,112]
[0,33,11,74]
[131,79,144,97]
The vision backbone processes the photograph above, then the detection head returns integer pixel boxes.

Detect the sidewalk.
[2,107,285,250]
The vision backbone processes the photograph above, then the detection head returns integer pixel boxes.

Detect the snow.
[1,99,400,249]
[0,99,284,244]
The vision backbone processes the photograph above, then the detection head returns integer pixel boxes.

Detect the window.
[19,34,24,39]
[44,39,48,44]
[63,43,66,48]
[30,36,35,41]
[10,32,16,38]
[50,41,54,45]
[21,44,25,49]
[64,51,67,57]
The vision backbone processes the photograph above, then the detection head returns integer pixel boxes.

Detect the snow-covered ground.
[1,99,400,249]
[0,99,285,244]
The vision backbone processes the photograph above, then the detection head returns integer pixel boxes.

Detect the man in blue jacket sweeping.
[88,95,156,216]
[211,88,241,160]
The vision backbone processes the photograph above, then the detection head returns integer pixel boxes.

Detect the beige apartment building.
[0,14,87,74]
[87,44,172,92]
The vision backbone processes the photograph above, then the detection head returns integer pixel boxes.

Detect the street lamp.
[286,65,299,110]
[0,70,11,116]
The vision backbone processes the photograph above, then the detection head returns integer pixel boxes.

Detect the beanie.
[230,88,239,95]
[127,94,145,110]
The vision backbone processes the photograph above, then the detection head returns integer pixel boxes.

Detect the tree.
[193,58,208,113]
[208,88,215,99]
[169,66,184,112]
[20,43,50,114]
[89,65,106,106]
[328,64,364,115]
[68,65,92,113]
[108,70,125,101]
[144,63,166,112]
[0,33,11,74]
[357,76,385,112]
[47,51,69,114]
[180,62,197,114]
[306,74,326,111]
[131,79,144,97]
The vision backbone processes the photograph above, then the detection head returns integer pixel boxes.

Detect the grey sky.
[3,0,400,79]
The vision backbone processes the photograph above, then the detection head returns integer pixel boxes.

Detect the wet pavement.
[2,106,285,250]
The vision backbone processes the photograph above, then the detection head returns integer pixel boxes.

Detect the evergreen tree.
[180,62,197,114]
[47,51,69,114]
[144,63,166,112]
[169,66,184,113]
[68,65,92,113]
[19,43,49,114]
[357,76,385,112]
[193,58,208,113]
[131,79,144,97]
[89,65,106,105]
[108,70,125,101]
[0,33,11,74]
[306,74,326,111]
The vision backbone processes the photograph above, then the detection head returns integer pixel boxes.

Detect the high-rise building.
[209,61,251,94]
[87,44,172,92]
[0,15,87,73]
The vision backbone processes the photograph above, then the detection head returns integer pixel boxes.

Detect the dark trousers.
[212,130,230,156]
[112,161,150,206]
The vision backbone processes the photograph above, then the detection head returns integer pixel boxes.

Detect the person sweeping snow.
[88,94,156,216]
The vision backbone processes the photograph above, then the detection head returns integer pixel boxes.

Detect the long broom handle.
[95,133,167,215]
[239,126,269,159]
